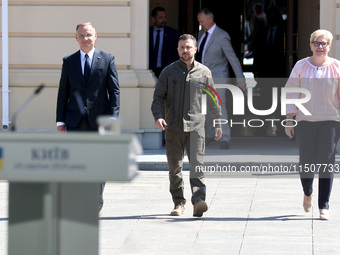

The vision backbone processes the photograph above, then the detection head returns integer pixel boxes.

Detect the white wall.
[320,0,337,58]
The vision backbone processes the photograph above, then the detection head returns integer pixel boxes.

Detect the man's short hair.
[151,7,166,17]
[76,22,95,32]
[198,8,214,20]
[178,34,197,46]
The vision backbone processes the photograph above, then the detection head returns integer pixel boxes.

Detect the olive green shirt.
[152,60,221,132]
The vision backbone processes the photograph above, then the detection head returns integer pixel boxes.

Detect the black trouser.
[67,115,105,201]
[66,115,97,131]
[296,121,340,209]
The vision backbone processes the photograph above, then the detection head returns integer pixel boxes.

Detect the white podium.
[0,132,141,255]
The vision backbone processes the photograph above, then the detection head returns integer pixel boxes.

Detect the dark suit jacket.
[149,26,178,72]
[56,48,120,129]
[253,24,286,78]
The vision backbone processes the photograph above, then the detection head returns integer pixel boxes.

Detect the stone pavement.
[1,137,340,254]
[138,137,302,171]
[98,172,340,255]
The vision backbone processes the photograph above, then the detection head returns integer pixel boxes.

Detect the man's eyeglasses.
[312,41,329,48]
[77,34,93,40]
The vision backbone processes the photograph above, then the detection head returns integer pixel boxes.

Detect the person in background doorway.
[149,6,179,78]
[252,6,286,136]
[196,8,246,149]
[245,3,267,60]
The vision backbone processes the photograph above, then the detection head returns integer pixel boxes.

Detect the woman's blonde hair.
[310,29,333,45]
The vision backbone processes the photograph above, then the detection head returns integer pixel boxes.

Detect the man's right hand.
[57,125,67,133]
[285,124,295,139]
[155,118,167,130]
[214,127,222,141]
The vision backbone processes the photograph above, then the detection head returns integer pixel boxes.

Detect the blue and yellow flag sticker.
[0,148,3,170]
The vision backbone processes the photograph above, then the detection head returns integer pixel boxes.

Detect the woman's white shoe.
[319,209,330,220]
[303,194,313,212]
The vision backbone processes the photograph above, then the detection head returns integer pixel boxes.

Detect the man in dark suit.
[56,22,120,210]
[252,7,286,135]
[149,6,178,78]
[253,6,286,80]
[56,22,120,132]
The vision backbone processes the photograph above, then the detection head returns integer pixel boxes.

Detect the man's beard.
[180,54,193,62]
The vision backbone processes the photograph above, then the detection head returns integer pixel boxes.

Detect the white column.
[129,0,157,133]
[2,0,10,130]
[320,0,337,57]
[335,0,340,59]
[130,0,149,69]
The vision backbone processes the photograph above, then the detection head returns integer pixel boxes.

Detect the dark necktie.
[84,54,91,82]
[196,31,208,63]
[268,28,274,46]
[152,29,161,68]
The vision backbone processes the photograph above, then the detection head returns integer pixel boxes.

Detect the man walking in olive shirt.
[151,34,222,217]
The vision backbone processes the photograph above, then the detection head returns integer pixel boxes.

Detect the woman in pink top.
[285,29,340,220]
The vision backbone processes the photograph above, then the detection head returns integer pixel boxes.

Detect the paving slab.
[1,137,340,254]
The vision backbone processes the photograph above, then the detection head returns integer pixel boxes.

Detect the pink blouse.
[285,57,340,122]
